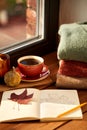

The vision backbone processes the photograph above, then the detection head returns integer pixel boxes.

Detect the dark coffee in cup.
[20,59,40,65]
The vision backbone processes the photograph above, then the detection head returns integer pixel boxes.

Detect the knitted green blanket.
[57,23,87,62]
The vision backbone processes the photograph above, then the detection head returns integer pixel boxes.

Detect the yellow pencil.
[57,102,87,118]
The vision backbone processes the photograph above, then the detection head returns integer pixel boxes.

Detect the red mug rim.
[17,55,44,66]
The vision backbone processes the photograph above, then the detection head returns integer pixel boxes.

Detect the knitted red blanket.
[58,60,87,77]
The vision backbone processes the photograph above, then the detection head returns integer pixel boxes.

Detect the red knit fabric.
[58,60,87,77]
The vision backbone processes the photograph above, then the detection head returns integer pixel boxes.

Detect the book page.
[40,89,80,104]
[40,103,82,120]
[40,89,83,120]
[0,88,40,122]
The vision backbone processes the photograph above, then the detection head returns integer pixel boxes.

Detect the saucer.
[16,65,50,82]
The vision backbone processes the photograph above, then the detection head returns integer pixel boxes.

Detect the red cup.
[0,54,10,78]
[17,55,44,77]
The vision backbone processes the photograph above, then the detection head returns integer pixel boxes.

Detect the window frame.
[3,0,59,66]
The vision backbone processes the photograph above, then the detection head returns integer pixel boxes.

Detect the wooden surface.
[0,51,87,130]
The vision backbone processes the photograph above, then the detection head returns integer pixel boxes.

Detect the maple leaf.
[8,89,34,104]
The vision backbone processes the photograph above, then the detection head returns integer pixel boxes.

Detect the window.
[0,0,59,66]
[0,0,45,52]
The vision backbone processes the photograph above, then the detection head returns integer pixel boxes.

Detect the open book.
[0,88,83,122]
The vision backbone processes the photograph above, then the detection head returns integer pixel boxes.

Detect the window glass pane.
[0,0,45,52]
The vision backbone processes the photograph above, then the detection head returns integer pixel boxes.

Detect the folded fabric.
[58,60,87,77]
[57,22,87,62]
[56,74,87,89]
